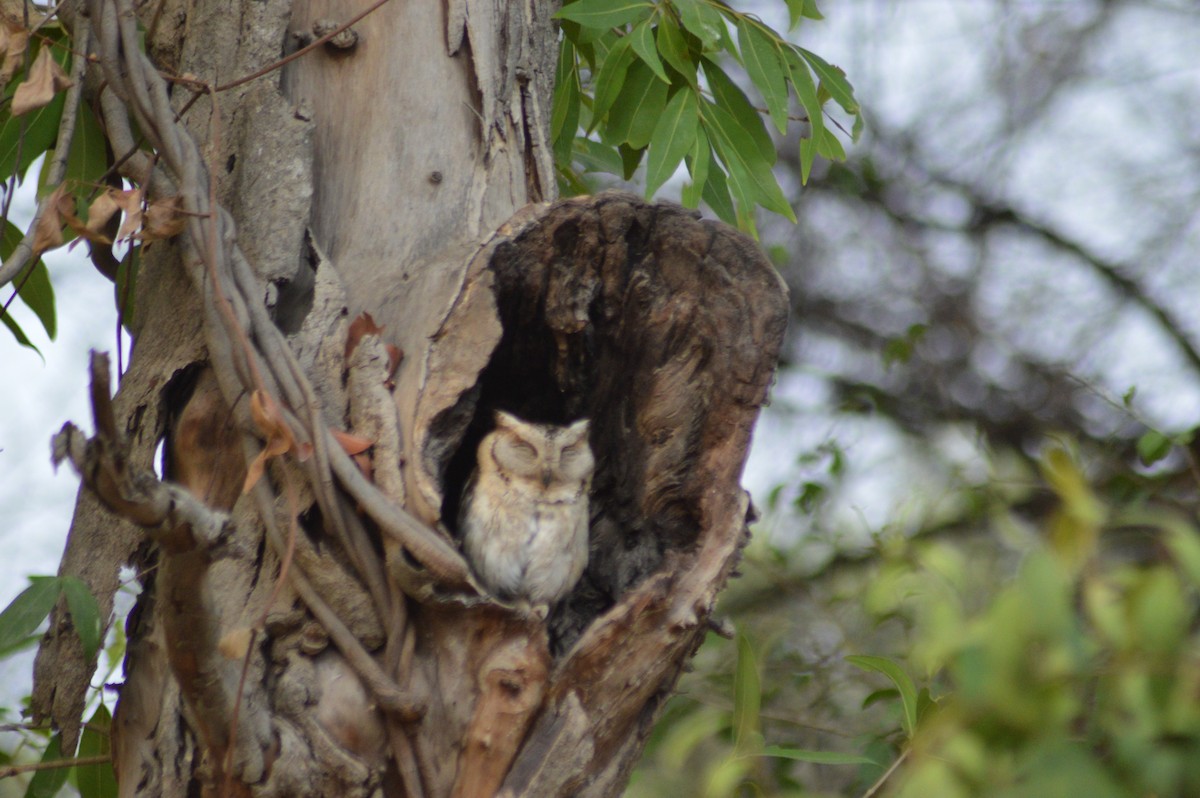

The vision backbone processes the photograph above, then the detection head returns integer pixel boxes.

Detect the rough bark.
[31,1,788,796]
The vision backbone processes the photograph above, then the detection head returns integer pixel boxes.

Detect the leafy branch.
[554,0,863,234]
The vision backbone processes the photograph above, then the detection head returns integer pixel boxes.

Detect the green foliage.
[0,576,101,662]
[635,442,1200,796]
[0,575,116,797]
[554,0,862,233]
[1,219,55,356]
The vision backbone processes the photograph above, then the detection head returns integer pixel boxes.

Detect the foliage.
[554,0,861,234]
[631,443,1200,796]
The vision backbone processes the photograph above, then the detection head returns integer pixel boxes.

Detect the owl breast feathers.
[459,411,593,605]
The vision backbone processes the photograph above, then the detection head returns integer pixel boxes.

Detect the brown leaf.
[386,344,403,378]
[0,18,28,85]
[31,185,75,255]
[12,45,72,116]
[345,311,384,360]
[82,191,122,244]
[111,188,144,242]
[332,428,374,456]
[140,195,186,241]
[243,390,297,494]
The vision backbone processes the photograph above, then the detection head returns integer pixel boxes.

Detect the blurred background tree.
[625,1,1200,795]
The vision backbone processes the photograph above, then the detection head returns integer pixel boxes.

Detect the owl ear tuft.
[493,410,521,429]
[564,418,590,441]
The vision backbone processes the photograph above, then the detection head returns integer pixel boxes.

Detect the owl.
[459,410,594,607]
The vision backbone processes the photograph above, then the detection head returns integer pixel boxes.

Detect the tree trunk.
[31,1,787,796]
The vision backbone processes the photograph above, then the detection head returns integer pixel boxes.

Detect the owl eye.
[509,440,538,459]
[561,446,581,462]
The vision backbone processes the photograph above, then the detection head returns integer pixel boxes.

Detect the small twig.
[860,747,909,798]
[0,753,111,779]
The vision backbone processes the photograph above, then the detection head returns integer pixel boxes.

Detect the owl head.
[480,411,594,501]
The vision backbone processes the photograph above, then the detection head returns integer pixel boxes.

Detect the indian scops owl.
[459,411,593,606]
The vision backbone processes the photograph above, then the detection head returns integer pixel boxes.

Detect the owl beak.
[541,468,553,488]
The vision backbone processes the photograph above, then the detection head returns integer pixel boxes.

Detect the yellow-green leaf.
[846,655,920,738]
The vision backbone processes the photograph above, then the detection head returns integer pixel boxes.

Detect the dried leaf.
[31,185,74,255]
[386,344,403,378]
[345,311,385,360]
[111,187,144,241]
[243,390,311,493]
[141,195,186,241]
[332,428,374,456]
[12,45,72,116]
[0,18,28,85]
[82,190,122,244]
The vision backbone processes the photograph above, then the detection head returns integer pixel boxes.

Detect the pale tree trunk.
[31,1,787,796]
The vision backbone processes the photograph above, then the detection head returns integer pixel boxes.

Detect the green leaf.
[759,745,876,766]
[0,218,55,341]
[701,58,774,164]
[115,246,139,331]
[555,0,653,30]
[798,136,816,186]
[737,19,789,134]
[700,101,794,221]
[799,47,859,114]
[617,142,644,180]
[846,655,919,738]
[574,137,624,175]
[0,36,72,184]
[802,0,824,20]
[645,87,699,197]
[732,632,762,753]
[25,733,71,798]
[815,124,846,160]
[604,60,668,148]
[1137,430,1172,466]
[784,49,823,183]
[700,157,736,225]
[589,37,636,130]
[76,705,117,798]
[1,307,40,355]
[14,260,56,340]
[629,20,669,84]
[681,128,710,208]
[0,577,61,656]
[655,15,698,87]
[65,103,110,200]
[671,0,727,49]
[552,40,582,164]
[60,577,102,662]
